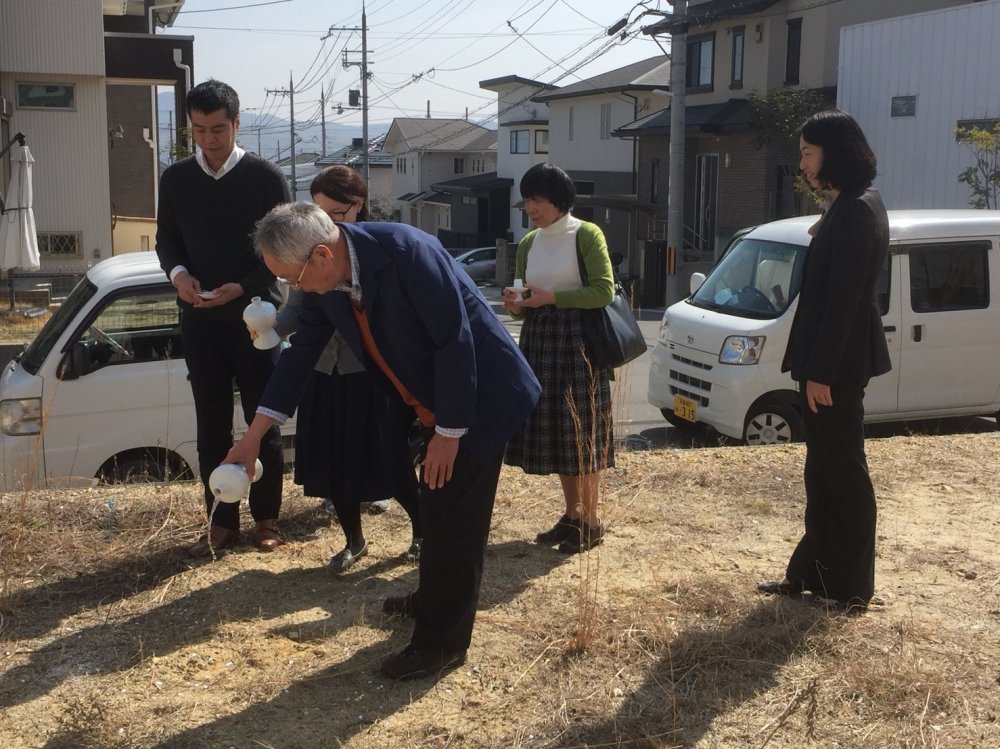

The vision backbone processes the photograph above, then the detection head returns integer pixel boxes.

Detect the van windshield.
[689,237,805,319]
[20,279,98,375]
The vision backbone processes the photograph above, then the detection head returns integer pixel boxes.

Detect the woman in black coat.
[757,110,891,614]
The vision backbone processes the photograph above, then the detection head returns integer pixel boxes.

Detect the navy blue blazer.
[782,187,892,385]
[260,222,541,460]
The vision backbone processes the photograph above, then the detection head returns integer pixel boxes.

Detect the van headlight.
[1,398,42,435]
[719,336,765,365]
[657,314,671,345]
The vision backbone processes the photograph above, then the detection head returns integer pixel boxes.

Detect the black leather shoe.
[536,515,580,545]
[329,542,368,573]
[559,521,604,553]
[809,594,868,616]
[382,593,416,618]
[756,579,805,597]
[379,646,466,680]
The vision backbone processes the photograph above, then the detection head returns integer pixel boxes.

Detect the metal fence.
[0,268,87,346]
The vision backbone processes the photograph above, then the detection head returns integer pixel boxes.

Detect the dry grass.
[1,433,998,748]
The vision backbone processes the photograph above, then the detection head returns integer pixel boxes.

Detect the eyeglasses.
[277,248,315,290]
[326,207,352,221]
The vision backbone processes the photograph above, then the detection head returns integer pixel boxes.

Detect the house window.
[785,19,802,85]
[454,157,465,174]
[569,107,574,142]
[16,82,75,110]
[730,26,745,89]
[600,104,612,140]
[396,157,406,174]
[956,118,1000,135]
[38,232,81,257]
[686,33,715,90]
[650,158,660,203]
[535,129,549,153]
[511,129,529,154]
[891,96,917,118]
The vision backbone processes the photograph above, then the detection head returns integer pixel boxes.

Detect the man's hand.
[172,270,203,305]
[422,433,459,490]
[196,281,244,308]
[223,432,263,479]
[805,379,833,414]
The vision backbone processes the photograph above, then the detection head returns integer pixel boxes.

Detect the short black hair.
[800,109,877,191]
[520,162,575,213]
[187,79,239,122]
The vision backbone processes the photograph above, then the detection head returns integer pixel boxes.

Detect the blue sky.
[169,0,669,133]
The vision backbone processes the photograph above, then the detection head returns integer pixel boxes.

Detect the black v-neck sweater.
[155,153,290,313]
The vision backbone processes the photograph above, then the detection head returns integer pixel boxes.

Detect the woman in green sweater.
[502,163,616,553]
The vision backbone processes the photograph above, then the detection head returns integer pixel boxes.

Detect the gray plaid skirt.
[505,306,615,475]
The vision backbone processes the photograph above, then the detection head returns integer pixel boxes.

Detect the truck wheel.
[661,408,698,430]
[744,401,802,445]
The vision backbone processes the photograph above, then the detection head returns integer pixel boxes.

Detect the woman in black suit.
[757,110,891,614]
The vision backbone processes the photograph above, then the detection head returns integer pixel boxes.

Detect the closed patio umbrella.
[0,142,41,309]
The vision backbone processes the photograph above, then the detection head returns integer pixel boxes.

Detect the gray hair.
[253,201,334,263]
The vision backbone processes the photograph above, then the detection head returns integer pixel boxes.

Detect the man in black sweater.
[155,79,291,557]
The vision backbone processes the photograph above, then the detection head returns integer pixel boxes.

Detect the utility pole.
[320,83,327,157]
[642,1,688,306]
[266,77,297,197]
[328,3,371,181]
[665,0,687,307]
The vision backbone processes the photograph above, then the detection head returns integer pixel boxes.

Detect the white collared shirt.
[195,144,246,180]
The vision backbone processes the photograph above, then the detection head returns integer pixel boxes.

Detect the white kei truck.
[0,252,295,491]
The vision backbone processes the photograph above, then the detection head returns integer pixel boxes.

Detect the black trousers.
[407,434,504,654]
[181,309,284,530]
[786,381,876,604]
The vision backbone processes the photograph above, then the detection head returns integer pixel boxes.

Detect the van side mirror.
[690,272,706,296]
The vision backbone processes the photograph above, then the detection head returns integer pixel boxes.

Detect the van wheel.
[744,401,802,445]
[661,408,698,430]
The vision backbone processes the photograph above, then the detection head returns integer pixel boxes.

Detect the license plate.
[673,394,697,423]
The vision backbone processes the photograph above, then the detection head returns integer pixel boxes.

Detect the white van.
[0,252,295,490]
[648,210,1000,444]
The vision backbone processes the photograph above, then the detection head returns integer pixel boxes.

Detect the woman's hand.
[805,379,833,413]
[501,286,524,314]
[516,283,555,309]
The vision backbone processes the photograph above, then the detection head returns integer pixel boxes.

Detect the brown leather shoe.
[254,520,282,551]
[188,526,239,558]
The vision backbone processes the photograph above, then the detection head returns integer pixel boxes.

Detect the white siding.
[1,73,113,267]
[0,0,105,75]
[839,1,1000,209]
[547,96,634,172]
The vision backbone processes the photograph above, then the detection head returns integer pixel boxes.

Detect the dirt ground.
[1,431,998,748]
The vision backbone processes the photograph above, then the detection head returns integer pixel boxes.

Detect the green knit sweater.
[511,219,615,317]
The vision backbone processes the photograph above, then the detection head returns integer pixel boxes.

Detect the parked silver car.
[453,246,497,285]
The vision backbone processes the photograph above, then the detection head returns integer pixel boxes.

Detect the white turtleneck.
[524,212,583,292]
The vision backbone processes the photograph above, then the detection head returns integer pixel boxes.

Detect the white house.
[0,0,192,272]
[382,118,496,237]
[479,75,554,242]
[839,0,1000,209]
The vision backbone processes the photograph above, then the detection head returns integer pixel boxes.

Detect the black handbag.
[575,237,647,369]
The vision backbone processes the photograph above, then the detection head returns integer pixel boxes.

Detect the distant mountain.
[156,92,388,162]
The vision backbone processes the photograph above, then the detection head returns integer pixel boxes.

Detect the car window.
[74,289,184,373]
[689,237,804,318]
[906,241,990,312]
